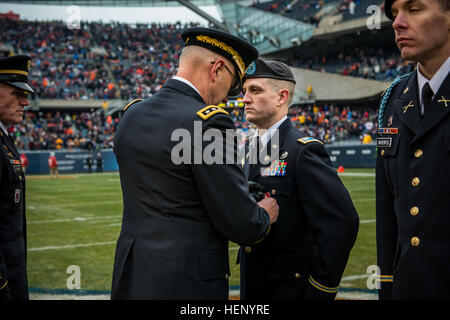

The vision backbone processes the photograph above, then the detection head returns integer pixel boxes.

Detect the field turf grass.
[25,168,376,295]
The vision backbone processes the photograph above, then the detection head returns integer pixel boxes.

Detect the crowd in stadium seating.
[0,18,195,101]
[10,109,119,151]
[0,18,117,100]
[89,21,198,100]
[230,103,378,144]
[250,0,384,25]
[1,16,410,100]
[289,45,415,81]
[251,0,329,26]
[9,103,377,151]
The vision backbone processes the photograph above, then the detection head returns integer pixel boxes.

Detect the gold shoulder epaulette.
[123,99,143,112]
[297,137,324,145]
[196,105,230,120]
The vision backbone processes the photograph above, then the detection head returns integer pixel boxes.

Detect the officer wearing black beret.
[239,58,359,300]
[111,28,279,299]
[376,0,450,299]
[0,55,34,300]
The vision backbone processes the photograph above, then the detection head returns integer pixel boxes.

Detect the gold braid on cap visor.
[193,35,245,78]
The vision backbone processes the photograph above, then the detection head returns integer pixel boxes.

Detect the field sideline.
[25,168,377,300]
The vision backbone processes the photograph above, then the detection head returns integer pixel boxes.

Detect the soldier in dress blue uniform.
[0,55,35,300]
[376,0,450,299]
[111,28,279,300]
[238,59,359,300]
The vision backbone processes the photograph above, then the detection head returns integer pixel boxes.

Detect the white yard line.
[28,241,116,252]
[338,172,375,177]
[27,214,122,224]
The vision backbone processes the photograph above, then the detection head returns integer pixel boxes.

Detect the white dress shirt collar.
[172,76,201,96]
[253,115,287,147]
[417,56,450,114]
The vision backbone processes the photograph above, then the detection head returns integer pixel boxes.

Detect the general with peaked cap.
[0,54,34,300]
[376,0,450,299]
[181,27,258,96]
[111,28,279,299]
[0,55,35,94]
[238,58,359,300]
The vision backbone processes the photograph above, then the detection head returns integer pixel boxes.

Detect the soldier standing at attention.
[376,0,450,299]
[0,55,35,300]
[239,59,359,300]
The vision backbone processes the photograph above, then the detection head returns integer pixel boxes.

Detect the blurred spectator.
[20,153,28,174]
[86,154,93,173]
[48,152,58,179]
[96,152,103,173]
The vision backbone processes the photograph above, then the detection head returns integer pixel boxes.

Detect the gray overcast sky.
[0,3,221,24]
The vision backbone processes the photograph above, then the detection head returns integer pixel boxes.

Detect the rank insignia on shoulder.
[297,137,324,145]
[123,99,143,112]
[196,105,229,120]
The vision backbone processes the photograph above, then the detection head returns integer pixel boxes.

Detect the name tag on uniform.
[15,189,20,203]
[261,160,287,176]
[377,137,392,148]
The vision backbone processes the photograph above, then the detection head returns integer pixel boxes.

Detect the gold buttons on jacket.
[271,189,276,195]
[414,149,423,158]
[381,150,385,156]
[411,237,420,247]
[294,273,301,279]
[244,246,252,253]
[411,177,420,187]
[410,206,419,216]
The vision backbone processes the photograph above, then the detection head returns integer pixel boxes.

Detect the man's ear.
[278,89,289,106]
[210,60,222,81]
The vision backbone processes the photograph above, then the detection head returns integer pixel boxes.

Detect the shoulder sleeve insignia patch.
[297,137,324,145]
[196,105,230,120]
[123,99,143,112]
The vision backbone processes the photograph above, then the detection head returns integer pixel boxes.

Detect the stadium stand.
[289,44,415,80]
[0,11,398,149]
[9,109,118,151]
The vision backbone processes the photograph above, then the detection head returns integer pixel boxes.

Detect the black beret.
[181,27,258,96]
[243,59,296,84]
[0,55,35,93]
[384,0,395,20]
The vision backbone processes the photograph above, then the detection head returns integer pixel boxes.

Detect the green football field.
[25,168,376,297]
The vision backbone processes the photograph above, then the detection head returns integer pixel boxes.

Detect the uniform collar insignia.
[402,100,414,113]
[438,96,449,107]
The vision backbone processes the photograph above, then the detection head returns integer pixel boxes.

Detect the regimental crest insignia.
[245,61,256,75]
